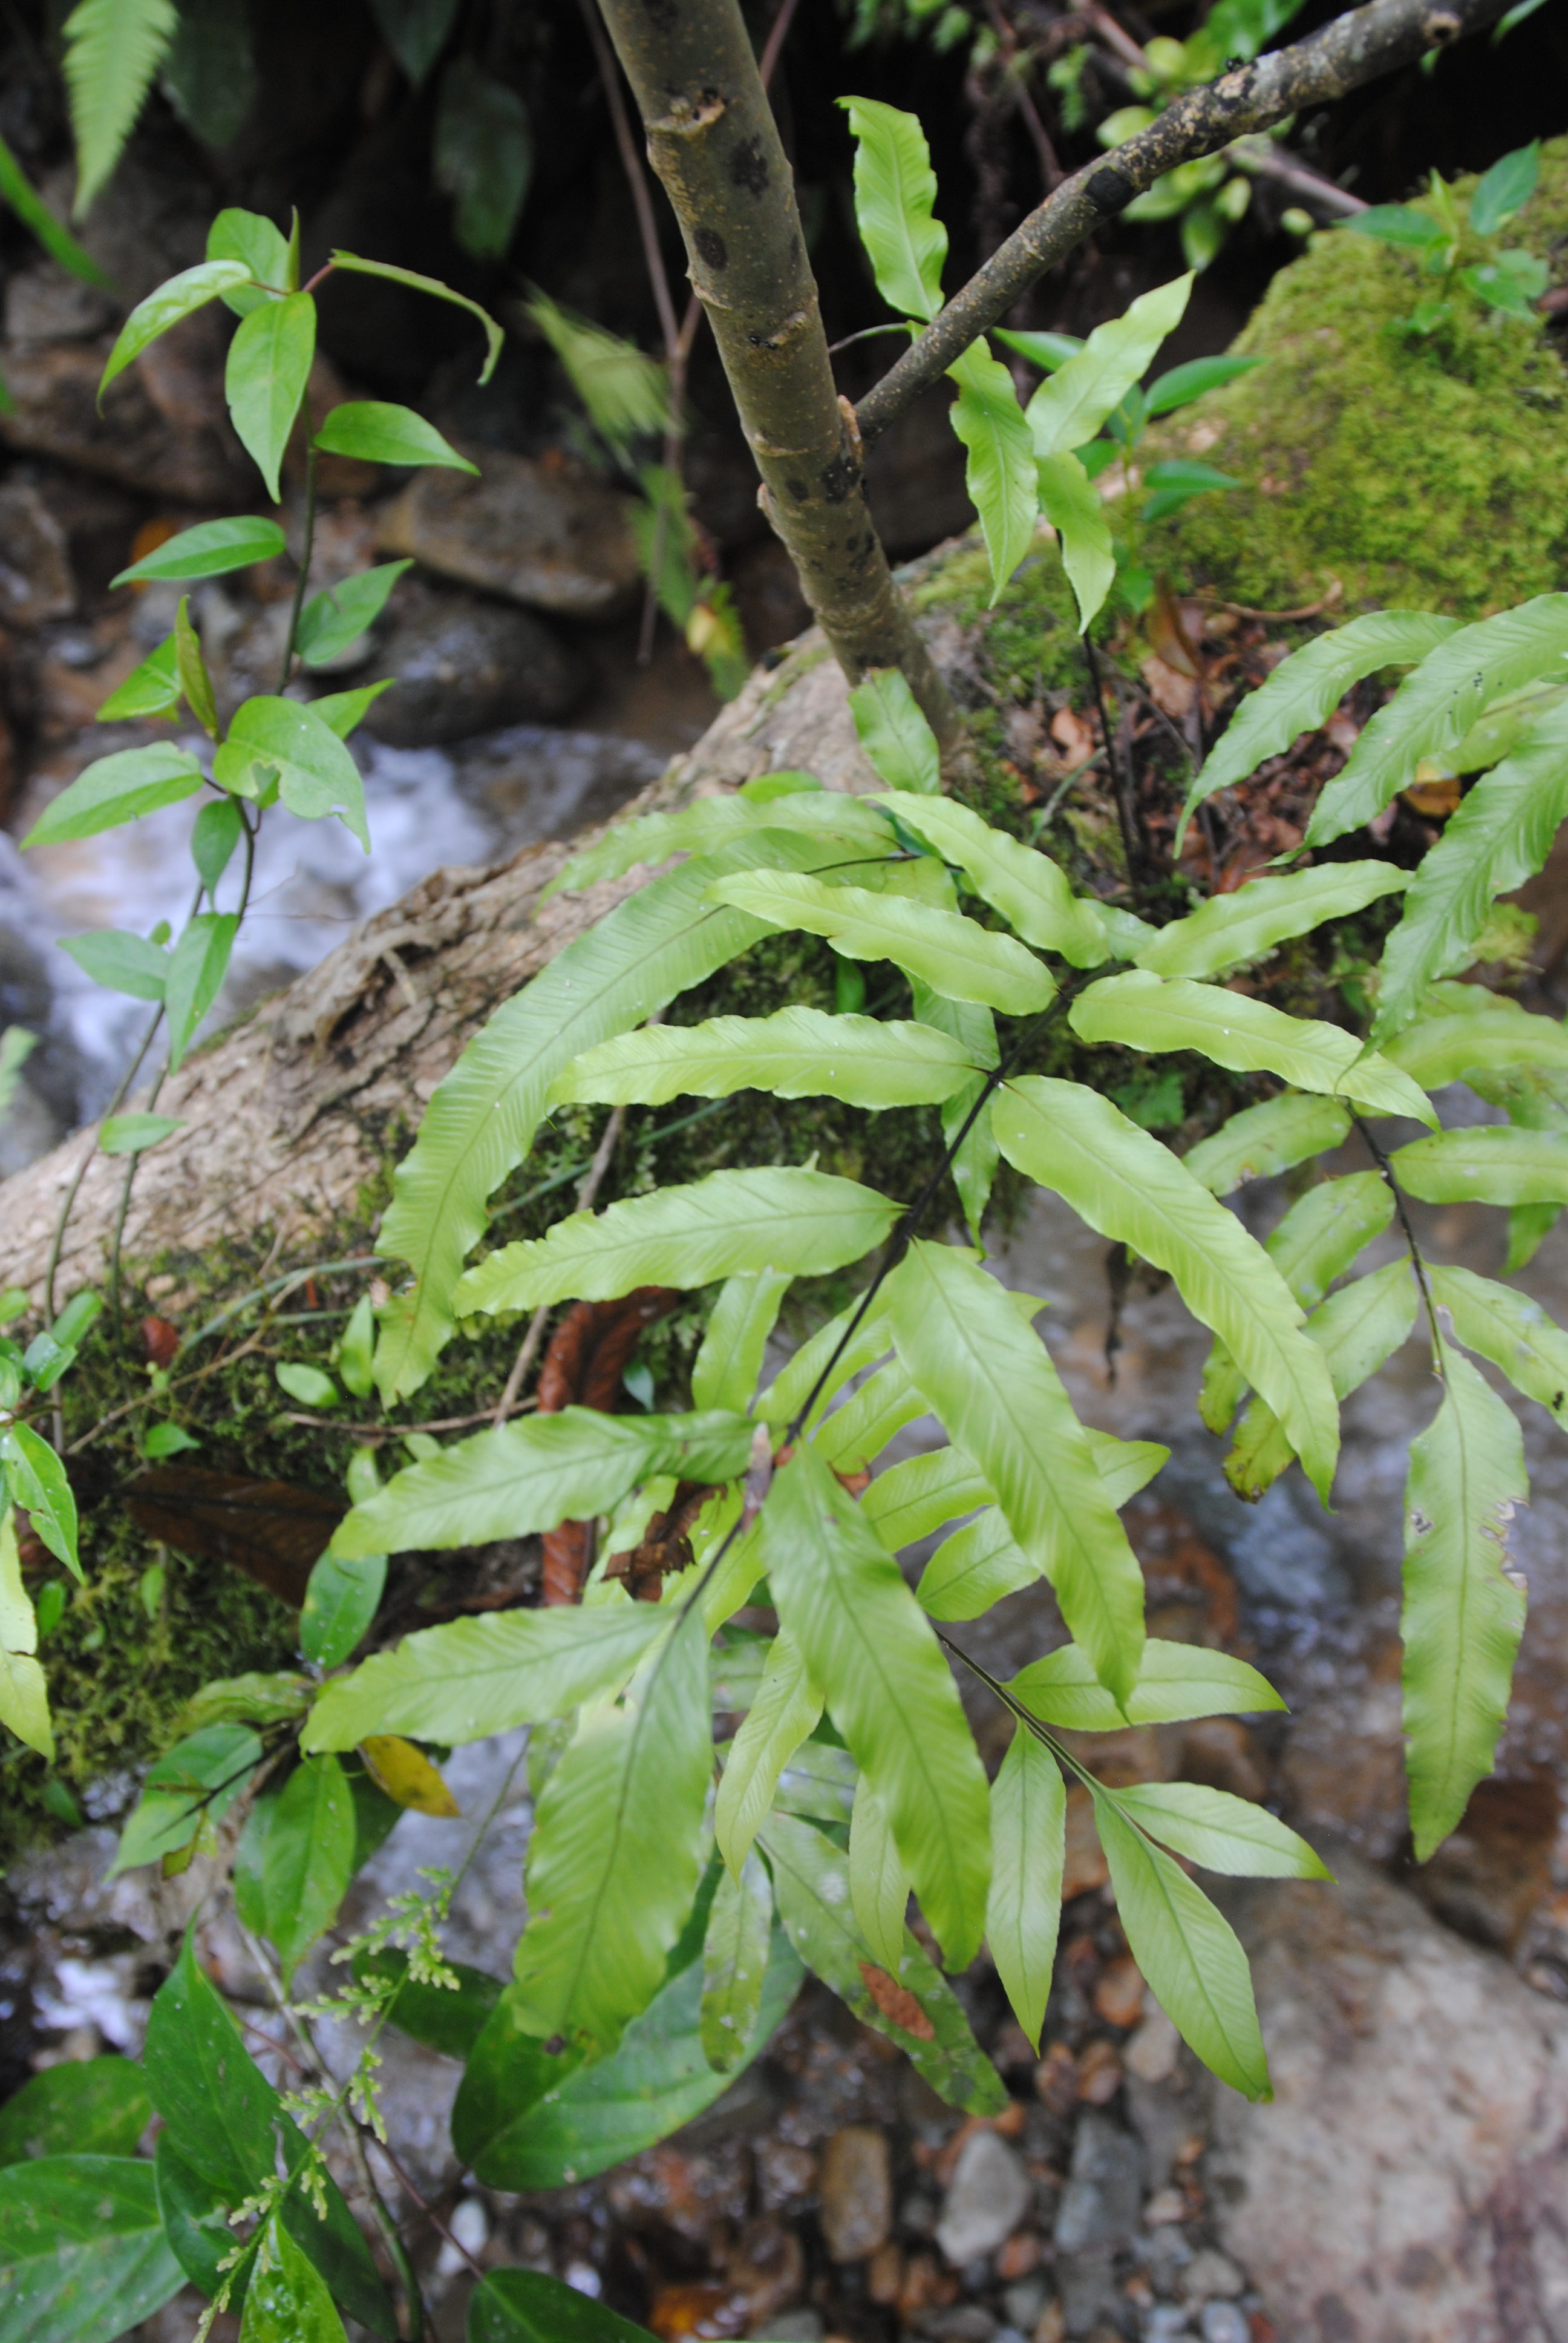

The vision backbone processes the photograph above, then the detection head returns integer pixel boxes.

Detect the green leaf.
[759,1809,1007,2114]
[111,515,287,586]
[526,288,670,462]
[1011,1637,1284,1730]
[1384,997,1568,1093]
[0,133,108,283]
[1403,1346,1529,1860]
[21,745,202,846]
[760,1444,991,1967]
[458,1167,899,1319]
[0,1509,50,1757]
[838,96,947,321]
[512,1607,712,2048]
[1345,201,1447,249]
[848,668,941,793]
[1145,354,1264,414]
[434,56,532,260]
[915,1505,1034,1620]
[986,1728,1064,2050]
[773,1738,859,1826]
[1371,698,1568,1045]
[1025,275,1192,459]
[1178,612,1460,844]
[1428,1265,1568,1429]
[886,1241,1145,1699]
[261,1754,356,1981]
[912,985,1000,1241]
[274,1361,339,1409]
[879,791,1109,965]
[1265,1170,1396,1309]
[163,911,238,1071]
[1070,970,1436,1124]
[154,2130,252,2305]
[172,592,218,739]
[1112,1781,1330,1876]
[313,401,475,471]
[1183,1092,1352,1195]
[1392,1124,1568,1206]
[64,0,178,215]
[1139,862,1411,980]
[304,1601,668,1751]
[0,2061,149,2168]
[370,0,461,83]
[995,1078,1340,1501]
[241,2212,348,2343]
[1469,139,1538,234]
[328,251,503,384]
[692,1270,792,1415]
[57,929,168,1001]
[1308,596,1568,850]
[849,1774,912,1971]
[214,696,368,848]
[353,1947,503,2060]
[708,871,1054,1015]
[191,796,243,896]
[95,634,179,721]
[471,2271,659,2343]
[1226,1258,1417,1500]
[98,1113,181,1156]
[547,790,887,900]
[309,681,392,739]
[1036,448,1117,634]
[295,561,411,668]
[374,834,854,1400]
[700,1850,774,2071]
[206,206,291,317]
[1143,457,1238,526]
[2,1422,80,1581]
[811,1352,925,1472]
[109,1722,262,1875]
[558,1006,978,1111]
[714,1627,823,1875]
[947,340,1039,604]
[1093,1792,1271,2099]
[143,1934,394,2334]
[0,2156,182,2343]
[224,289,316,502]
[177,1670,312,1733]
[994,326,1082,372]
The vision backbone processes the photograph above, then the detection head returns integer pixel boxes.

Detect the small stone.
[1034,2041,1078,2117]
[362,586,585,746]
[1076,2039,1123,2105]
[1124,2008,1181,2086]
[996,2230,1044,2281]
[1180,2251,1244,2304]
[866,2242,902,2304]
[1062,1785,1110,1899]
[817,2125,892,2262]
[376,445,641,620]
[755,2315,822,2343]
[1054,2113,1145,2253]
[0,485,74,628]
[1198,2307,1249,2343]
[923,2309,996,2343]
[1143,2187,1187,2228]
[935,2128,1032,2266]
[1143,2310,1193,2342]
[1093,1957,1145,2031]
[1004,2278,1047,2330]
[1031,2307,1065,2343]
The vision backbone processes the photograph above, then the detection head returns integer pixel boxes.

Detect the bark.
[592,0,958,746]
[855,0,1513,444]
[0,637,884,1303]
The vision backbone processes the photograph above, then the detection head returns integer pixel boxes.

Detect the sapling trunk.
[592,0,959,749]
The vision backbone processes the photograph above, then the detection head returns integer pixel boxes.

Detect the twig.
[492,1103,628,1427]
[1353,1112,1445,1369]
[1230,136,1368,215]
[279,1397,538,1438]
[1083,634,1145,890]
[575,0,681,361]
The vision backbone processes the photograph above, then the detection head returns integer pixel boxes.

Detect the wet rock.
[817,2125,892,2261]
[376,447,641,621]
[935,2129,1031,2266]
[1413,1771,1559,1953]
[1,332,250,504]
[0,485,75,628]
[1123,2008,1180,2087]
[1054,2114,1144,2255]
[1210,1856,1568,2342]
[361,586,586,746]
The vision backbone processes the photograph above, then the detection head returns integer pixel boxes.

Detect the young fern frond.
[62,0,178,216]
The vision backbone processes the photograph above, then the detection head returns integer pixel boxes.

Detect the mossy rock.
[1149,136,1568,618]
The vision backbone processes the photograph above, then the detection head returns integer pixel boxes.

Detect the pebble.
[1093,1956,1146,2030]
[1143,2311,1192,2342]
[1181,2249,1244,2303]
[1054,2113,1145,2253]
[1075,2038,1123,2104]
[1125,2007,1181,2085]
[757,2313,822,2342]
[935,2128,1032,2265]
[1003,2278,1047,2330]
[1199,2305,1250,2343]
[1143,2186,1187,2227]
[817,2125,892,2261]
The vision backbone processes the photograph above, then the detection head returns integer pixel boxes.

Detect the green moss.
[1151,137,1568,618]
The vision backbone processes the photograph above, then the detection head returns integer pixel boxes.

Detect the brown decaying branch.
[855,0,1511,445]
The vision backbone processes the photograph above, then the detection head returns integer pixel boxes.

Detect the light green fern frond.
[64,0,179,217]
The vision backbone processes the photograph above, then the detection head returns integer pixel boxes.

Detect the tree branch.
[855,0,1510,445]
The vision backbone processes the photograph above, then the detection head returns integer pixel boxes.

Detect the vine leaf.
[261,1754,356,1982]
[1430,1264,1568,1428]
[714,1628,824,1876]
[1391,1125,1568,1207]
[1402,1347,1529,1861]
[223,290,316,503]
[99,260,252,396]
[691,1270,793,1415]
[849,669,941,794]
[838,96,947,321]
[0,1506,52,1760]
[21,744,203,846]
[1109,1782,1331,1877]
[1025,274,1192,459]
[1036,448,1116,633]
[1226,1258,1417,1501]
[707,870,1055,1015]
[546,787,887,900]
[849,1775,913,1971]
[986,1728,1065,2051]
[1183,1094,1353,1196]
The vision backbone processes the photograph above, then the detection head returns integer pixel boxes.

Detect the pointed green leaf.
[163,911,237,1071]
[0,131,109,286]
[56,929,168,1001]
[700,1851,774,2072]
[0,1509,51,1761]
[1093,1791,1271,2098]
[1183,1092,1353,1195]
[0,2060,151,2168]
[207,206,291,316]
[948,340,1038,603]
[1384,1000,1568,1093]
[109,1723,262,1876]
[849,669,941,793]
[471,2270,658,2343]
[916,1506,1034,1620]
[774,1738,859,1824]
[1036,447,1116,632]
[304,1601,667,1751]
[1179,611,1460,842]
[996,1077,1340,1500]
[754,1298,893,1433]
[1429,1265,1568,1429]
[1469,138,1539,233]
[2,1422,80,1581]
[1111,1781,1330,1877]
[838,96,947,321]
[512,1608,713,2048]
[214,696,368,848]
[21,746,203,847]
[295,561,411,669]
[1266,1170,1396,1309]
[241,2212,348,2343]
[878,791,1109,965]
[692,1270,792,1416]
[760,1446,991,1967]
[99,259,249,396]
[708,870,1054,1014]
[313,399,477,471]
[910,981,1002,1238]
[224,289,316,502]
[308,680,393,739]
[1026,275,1191,459]
[261,1755,355,1982]
[849,1774,911,1971]
[328,249,503,382]
[299,1549,385,1670]
[863,1446,992,1548]
[547,789,887,899]
[96,634,179,721]
[0,2156,182,2343]
[1403,1347,1529,1860]
[1070,971,1436,1124]
[1392,1124,1568,1206]
[1226,1258,1417,1500]
[98,1113,181,1156]
[986,1728,1064,2050]
[1139,863,1411,980]
[885,1241,1146,1698]
[1308,596,1568,848]
[558,1006,978,1110]
[1011,1638,1284,1730]
[812,1354,924,1473]
[714,1628,823,1875]
[111,515,287,586]
[759,1810,1007,2112]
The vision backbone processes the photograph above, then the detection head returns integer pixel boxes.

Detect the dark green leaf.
[164,0,257,153]
[21,746,203,846]
[434,58,531,260]
[2,1423,80,1579]
[1145,355,1264,414]
[241,2210,348,2342]
[301,1547,385,1669]
[109,1722,262,1875]
[0,2061,149,2166]
[370,0,461,83]
[154,2130,250,2306]
[0,133,109,285]
[470,2270,659,2343]
[0,2155,182,2343]
[192,796,244,895]
[214,698,368,848]
[262,1755,356,1981]
[111,516,287,586]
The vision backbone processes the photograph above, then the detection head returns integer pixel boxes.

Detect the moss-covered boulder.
[1150,136,1568,618]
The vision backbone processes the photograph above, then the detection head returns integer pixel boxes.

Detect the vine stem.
[281,446,321,692]
[1353,1110,1445,1371]
[1082,632,1144,896]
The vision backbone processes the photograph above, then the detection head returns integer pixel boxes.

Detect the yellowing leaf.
[359,1735,460,1815]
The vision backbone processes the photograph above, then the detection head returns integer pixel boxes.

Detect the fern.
[63,0,179,215]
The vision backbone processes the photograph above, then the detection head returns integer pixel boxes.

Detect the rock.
[1,331,250,505]
[360,586,586,746]
[0,485,75,628]
[1053,2114,1144,2255]
[1209,1855,1568,2342]
[4,262,116,344]
[1074,2040,1122,2105]
[1123,2008,1180,2087]
[935,2129,1032,2266]
[1197,2309,1247,2343]
[376,447,641,621]
[817,2125,892,2262]
[1061,1785,1109,1900]
[1178,2252,1241,2304]
[1092,1958,1145,2031]
[757,2314,823,2342]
